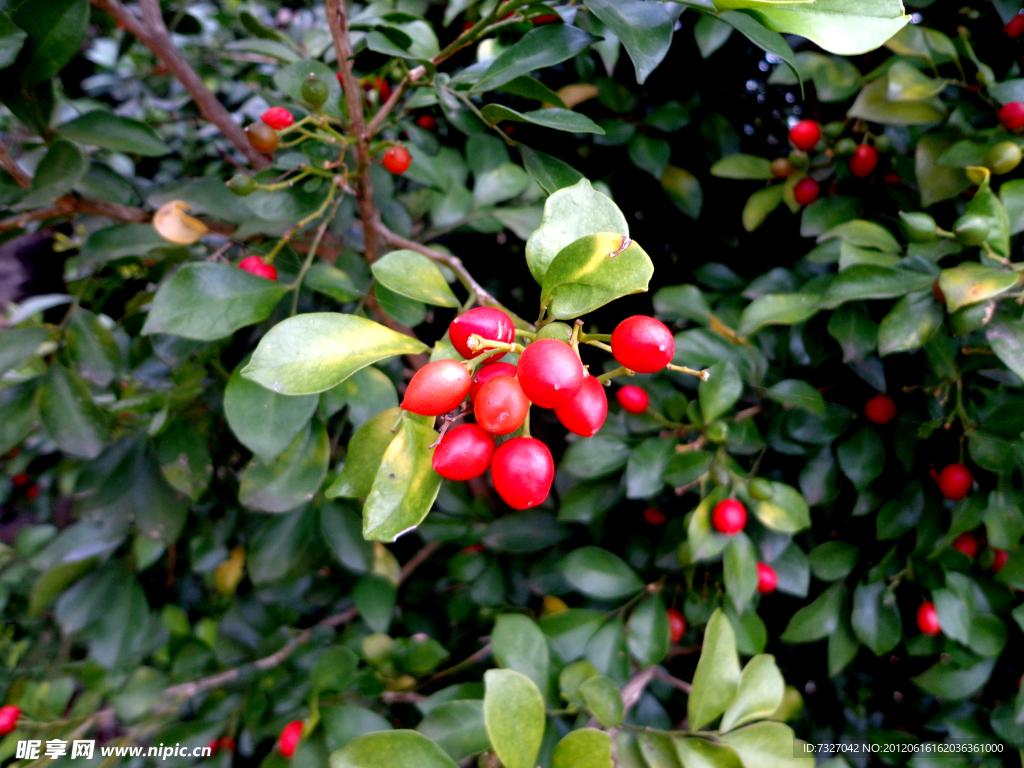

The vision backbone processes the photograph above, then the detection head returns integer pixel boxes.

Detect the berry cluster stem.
[667,364,711,381]
[596,366,633,383]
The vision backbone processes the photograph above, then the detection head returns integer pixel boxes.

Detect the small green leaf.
[0,12,27,69]
[742,185,785,232]
[688,609,741,731]
[819,265,934,309]
[57,112,171,156]
[724,533,759,612]
[626,594,670,666]
[579,676,624,728]
[0,327,49,377]
[473,25,596,93]
[911,659,995,700]
[518,144,585,195]
[737,292,819,335]
[661,165,703,219]
[582,0,680,84]
[851,580,902,655]
[987,320,1024,381]
[699,361,742,423]
[492,614,551,700]
[780,581,845,643]
[330,730,458,768]
[416,701,489,763]
[371,250,460,308]
[13,0,89,85]
[710,154,775,180]
[551,728,613,768]
[483,669,545,768]
[305,263,360,303]
[239,418,330,513]
[353,574,396,634]
[764,379,825,417]
[675,736,743,768]
[559,546,644,600]
[719,655,785,732]
[719,721,803,768]
[224,361,318,463]
[473,163,532,208]
[878,290,943,356]
[481,104,605,135]
[20,139,87,206]
[37,363,109,459]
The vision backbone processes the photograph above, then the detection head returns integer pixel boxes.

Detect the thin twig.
[621,666,658,714]
[420,643,493,688]
[399,540,441,582]
[652,666,692,694]
[0,136,31,188]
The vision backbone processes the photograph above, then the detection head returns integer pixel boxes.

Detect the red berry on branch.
[11,472,28,487]
[667,608,686,644]
[616,385,649,414]
[531,13,561,25]
[554,375,608,437]
[416,114,437,131]
[475,376,530,435]
[937,463,973,501]
[611,316,675,373]
[756,562,778,594]
[491,437,554,509]
[261,107,294,130]
[463,544,484,554]
[1006,12,1024,38]
[25,485,38,500]
[643,508,667,525]
[205,739,220,756]
[219,738,236,752]
[991,549,1009,573]
[383,145,412,174]
[864,393,896,424]
[999,101,1024,131]
[469,362,517,403]
[793,177,819,206]
[789,120,821,151]
[0,705,20,735]
[884,172,902,185]
[712,499,747,535]
[373,75,392,102]
[516,339,584,409]
[279,720,303,758]
[952,532,978,559]
[449,307,515,363]
[246,122,279,154]
[432,424,495,480]
[238,256,278,281]
[401,359,471,416]
[849,144,878,178]
[916,602,941,636]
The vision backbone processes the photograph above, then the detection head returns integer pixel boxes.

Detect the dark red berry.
[937,463,973,501]
[11,472,28,487]
[401,360,471,416]
[999,102,1024,131]
[643,508,667,525]
[0,705,20,735]
[1006,13,1024,38]
[25,485,38,500]
[463,544,484,554]
[991,549,1009,573]
[491,437,554,509]
[219,738,236,752]
[246,122,279,154]
[516,339,584,409]
[205,739,220,756]
[469,362,517,402]
[279,720,303,758]
[416,114,437,131]
[932,278,945,304]
[849,144,878,178]
[554,375,608,437]
[611,316,675,373]
[793,177,819,206]
[952,532,978,559]
[475,376,530,435]
[917,602,941,636]
[383,145,412,174]
[789,120,821,151]
[449,307,515,363]
[616,385,649,414]
[756,562,778,594]
[712,499,747,535]
[261,107,294,130]
[432,424,495,480]
[238,255,278,280]
[864,394,896,424]
[667,608,686,644]
[884,172,902,184]
[532,13,560,24]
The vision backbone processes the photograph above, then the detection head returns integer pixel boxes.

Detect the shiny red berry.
[432,424,495,481]
[789,120,821,151]
[516,339,584,409]
[469,362,517,402]
[261,107,294,130]
[1006,13,1024,38]
[554,375,608,437]
[0,705,20,735]
[952,532,978,559]
[416,114,437,130]
[991,549,1009,573]
[643,508,667,525]
[849,144,878,178]
[279,720,303,758]
[611,316,675,373]
[793,177,819,206]
[383,145,412,174]
[756,562,778,594]
[401,360,471,416]
[219,738,236,752]
[238,255,278,280]
[475,376,530,435]
[667,608,686,644]
[374,76,392,102]
[491,437,554,509]
[917,601,941,636]
[864,393,896,424]
[712,499,747,535]
[616,385,649,414]
[205,739,220,756]
[449,307,515,363]
[937,463,973,501]
[999,102,1024,131]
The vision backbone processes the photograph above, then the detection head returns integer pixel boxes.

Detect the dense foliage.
[1,0,1024,767]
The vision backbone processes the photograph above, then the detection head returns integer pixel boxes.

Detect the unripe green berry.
[706,420,729,443]
[873,134,893,154]
[984,141,1022,175]
[536,322,573,342]
[227,174,256,196]
[748,477,774,500]
[834,137,858,155]
[788,149,809,169]
[301,74,329,108]
[822,121,845,140]
[361,634,394,663]
[899,211,938,242]
[953,214,990,246]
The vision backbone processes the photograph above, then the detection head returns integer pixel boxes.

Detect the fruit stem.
[579,332,611,342]
[514,328,536,339]
[583,340,613,353]
[520,407,531,438]
[466,334,524,356]
[596,366,632,383]
[667,364,711,381]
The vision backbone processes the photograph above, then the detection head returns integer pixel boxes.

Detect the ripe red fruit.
[864,393,896,424]
[611,316,675,373]
[789,120,821,151]
[469,362,517,402]
[1006,13,1024,38]
[999,102,1024,131]
[616,385,650,414]
[432,424,495,480]
[279,720,303,758]
[11,472,28,487]
[991,548,1009,573]
[416,114,437,130]
[205,739,220,756]
[849,144,879,177]
[667,608,687,644]
[463,544,484,554]
[712,499,747,535]
[952,532,978,559]
[532,13,561,24]
[756,562,778,594]
[916,602,941,636]
[383,145,412,174]
[554,375,608,437]
[401,360,471,416]
[25,485,38,500]
[516,339,584,409]
[937,463,973,501]
[220,738,236,752]
[449,307,515,363]
[238,255,278,280]
[261,107,294,130]
[932,278,945,304]
[643,508,667,525]
[0,705,20,735]
[475,376,530,435]
[793,177,820,206]
[491,437,554,509]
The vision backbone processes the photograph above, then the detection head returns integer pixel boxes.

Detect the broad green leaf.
[578,676,624,728]
[877,290,943,356]
[224,361,318,463]
[699,361,742,423]
[886,60,946,101]
[325,408,400,499]
[938,264,1019,313]
[540,232,653,319]
[305,263,360,303]
[737,293,819,335]
[239,418,330,513]
[330,730,458,768]
[0,327,49,376]
[851,580,902,655]
[638,733,684,768]
[322,705,393,753]
[848,77,945,125]
[416,701,489,763]
[352,574,396,634]
[77,223,178,270]
[518,144,585,194]
[551,729,613,768]
[627,594,670,667]
[695,14,734,58]
[963,167,1011,257]
[781,581,844,643]
[13,0,88,85]
[827,302,877,362]
[741,184,785,232]
[916,131,970,207]
[0,12,27,69]
[366,20,440,61]
[719,11,799,84]
[764,379,825,417]
[496,75,567,107]
[319,502,373,573]
[473,163,532,208]
[819,265,934,309]
[37,363,109,459]
[483,669,545,768]
[661,165,703,219]
[582,0,681,84]
[560,435,630,479]
[66,308,119,387]
[675,737,743,768]
[143,263,288,342]
[627,133,670,178]
[911,659,995,700]
[724,533,759,612]
[20,139,88,206]
[242,313,427,395]
[688,609,741,731]
[836,427,884,491]
[719,721,805,768]
[710,154,774,180]
[626,437,676,499]
[473,25,596,93]
[29,559,94,619]
[808,541,858,582]
[492,614,550,699]
[828,613,860,678]
[57,112,171,156]
[819,219,901,252]
[719,655,785,732]
[559,546,644,600]
[876,481,925,540]
[157,418,212,502]
[371,250,459,308]
[480,104,604,135]
[0,380,39,455]
[932,588,971,645]
[313,646,358,694]
[987,320,1024,381]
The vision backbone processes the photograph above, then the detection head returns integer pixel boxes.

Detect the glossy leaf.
[578,676,624,728]
[937,264,1019,313]
[819,265,934,309]
[492,614,551,699]
[325,408,400,499]
[559,546,644,600]
[710,154,774,180]
[551,729,613,768]
[483,669,545,768]
[851,580,902,655]
[330,730,458,768]
[719,655,785,732]
[582,0,681,84]
[239,418,330,513]
[0,327,49,377]
[724,533,759,612]
[371,250,460,308]
[416,701,489,763]
[37,363,109,459]
[781,581,844,643]
[987,320,1024,381]
[13,0,89,85]
[57,112,171,156]
[737,293,819,335]
[742,185,785,232]
[480,104,604,134]
[699,361,743,424]
[688,609,741,731]
[626,594,670,666]
[473,25,596,93]
[224,362,318,463]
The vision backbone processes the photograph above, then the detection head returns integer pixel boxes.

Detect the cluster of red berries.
[401,308,675,509]
[784,119,882,207]
[709,499,778,594]
[0,705,20,735]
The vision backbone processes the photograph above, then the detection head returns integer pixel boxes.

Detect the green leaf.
[313,646,358,694]
[0,380,38,455]
[12,0,88,85]
[719,11,799,84]
[695,14,734,59]
[820,219,901,252]
[741,184,785,232]
[724,533,759,612]
[638,733,684,768]
[836,427,884,491]
[876,481,924,540]
[848,76,945,125]
[699,361,742,423]
[551,729,613,768]
[582,0,680,84]
[710,154,774,180]
[688,609,741,731]
[473,25,596,93]
[416,701,489,763]
[37,363,109,459]
[330,730,458,768]
[275,60,345,120]
[819,265,934,309]
[675,737,743,768]
[886,60,946,101]
[239,418,330,513]
[0,327,48,376]
[560,435,630,479]
[987,320,1024,381]
[719,722,803,768]
[304,262,360,303]
[661,165,703,219]
[352,574,396,634]
[851,580,902,655]
[911,659,995,700]
[371,250,460,308]
[0,13,27,69]
[932,588,971,645]
[483,669,545,768]
[559,546,644,600]
[473,163,532,208]
[157,419,212,501]
[77,223,174,270]
[224,362,318,463]
[781,581,844,643]
[626,437,676,499]
[492,614,551,699]
[627,594,670,666]
[496,75,567,107]
[877,290,943,356]
[66,308,119,388]
[764,379,825,417]
[578,676,624,728]
[737,292,819,335]
[938,264,1019,313]
[242,313,427,395]
[480,104,604,135]
[20,138,88,206]
[826,303,878,362]
[627,134,670,178]
[320,502,373,573]
[366,20,439,61]
[325,408,400,499]
[57,112,170,156]
[518,144,584,195]
[916,131,970,207]
[362,416,442,542]
[719,655,785,732]
[808,541,858,582]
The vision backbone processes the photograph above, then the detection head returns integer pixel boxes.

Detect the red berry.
[1006,13,1024,38]
[475,376,530,435]
[789,120,821,151]
[383,145,412,174]
[279,720,303,758]
[999,102,1024,131]
[246,122,279,154]
[449,307,515,363]
[937,463,973,501]
[0,705,20,735]
[219,738,236,752]
[611,316,675,374]
[373,76,392,102]
[916,601,941,636]
[532,13,561,24]
[463,544,484,554]
[25,485,38,500]
[554,375,608,437]
[469,362,517,403]
[261,107,294,131]
[516,339,584,409]
[849,144,878,178]
[756,562,778,594]
[490,437,554,509]
[864,393,896,424]
[401,360,471,416]
[432,424,495,480]
[616,385,650,415]
[416,114,437,131]
[712,499,747,535]
[952,532,978,559]
[793,177,819,206]
[932,278,945,304]
[884,172,902,185]
[643,508,667,525]
[991,548,1009,573]
[11,472,28,487]
[667,608,686,644]
[205,739,220,756]
[238,255,278,281]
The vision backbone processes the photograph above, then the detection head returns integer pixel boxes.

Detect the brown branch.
[365,67,426,138]
[0,194,235,235]
[399,539,441,581]
[0,136,31,188]
[652,666,692,694]
[621,666,657,714]
[420,643,493,688]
